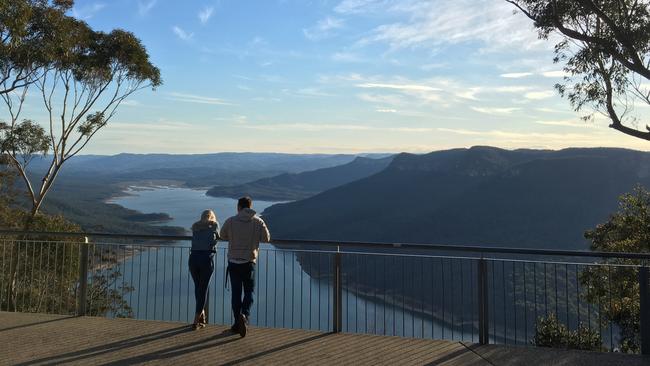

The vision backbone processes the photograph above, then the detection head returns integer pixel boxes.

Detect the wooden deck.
[1,312,648,365]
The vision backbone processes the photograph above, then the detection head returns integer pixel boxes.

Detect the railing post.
[478,258,489,345]
[640,265,650,355]
[333,247,343,333]
[77,236,89,316]
[205,289,210,324]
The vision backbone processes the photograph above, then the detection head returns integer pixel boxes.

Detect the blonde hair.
[200,209,217,224]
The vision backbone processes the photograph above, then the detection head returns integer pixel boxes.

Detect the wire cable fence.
[1,232,649,354]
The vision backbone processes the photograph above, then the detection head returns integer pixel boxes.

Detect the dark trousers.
[228,261,256,318]
[189,252,214,316]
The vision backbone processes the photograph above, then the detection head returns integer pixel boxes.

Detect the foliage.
[0,199,133,317]
[532,314,603,351]
[85,246,134,318]
[578,185,650,353]
[507,0,650,141]
[0,0,73,95]
[0,0,161,217]
[0,119,49,167]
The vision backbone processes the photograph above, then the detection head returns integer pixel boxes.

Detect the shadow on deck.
[0,312,647,365]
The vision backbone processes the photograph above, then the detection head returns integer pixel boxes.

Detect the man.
[220,196,271,337]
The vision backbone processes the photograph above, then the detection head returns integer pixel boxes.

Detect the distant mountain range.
[28,152,383,188]
[206,156,394,201]
[30,152,366,174]
[263,146,650,250]
[23,152,386,234]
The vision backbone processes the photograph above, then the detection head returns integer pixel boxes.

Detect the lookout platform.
[1,312,648,365]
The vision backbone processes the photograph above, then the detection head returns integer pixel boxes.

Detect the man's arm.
[219,218,231,241]
[259,219,270,243]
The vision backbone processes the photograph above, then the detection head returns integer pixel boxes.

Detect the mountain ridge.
[263,146,650,250]
[206,155,394,201]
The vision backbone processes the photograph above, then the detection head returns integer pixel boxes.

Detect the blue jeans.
[188,252,214,316]
[228,262,256,318]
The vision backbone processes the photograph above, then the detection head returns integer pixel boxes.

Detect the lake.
[106,187,463,340]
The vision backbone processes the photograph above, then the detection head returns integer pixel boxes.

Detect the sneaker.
[238,314,247,338]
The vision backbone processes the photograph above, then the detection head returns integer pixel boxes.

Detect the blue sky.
[23,0,650,153]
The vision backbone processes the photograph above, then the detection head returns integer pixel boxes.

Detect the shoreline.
[104,184,183,226]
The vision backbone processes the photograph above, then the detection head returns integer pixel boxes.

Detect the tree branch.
[597,56,650,140]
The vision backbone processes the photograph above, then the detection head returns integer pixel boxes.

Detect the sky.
[14,0,650,154]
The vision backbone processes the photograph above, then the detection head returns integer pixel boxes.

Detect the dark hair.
[238,196,252,209]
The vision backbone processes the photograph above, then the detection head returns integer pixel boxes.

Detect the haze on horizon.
[11,0,650,154]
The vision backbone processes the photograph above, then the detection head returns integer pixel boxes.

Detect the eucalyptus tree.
[0,0,159,313]
[506,0,650,141]
[0,0,74,95]
[0,1,162,217]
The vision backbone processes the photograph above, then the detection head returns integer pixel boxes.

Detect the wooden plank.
[383,341,462,365]
[2,312,649,366]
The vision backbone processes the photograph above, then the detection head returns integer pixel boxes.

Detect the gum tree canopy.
[0,0,161,217]
[0,0,73,94]
[506,0,650,141]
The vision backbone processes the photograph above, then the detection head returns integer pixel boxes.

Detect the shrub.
[533,314,603,351]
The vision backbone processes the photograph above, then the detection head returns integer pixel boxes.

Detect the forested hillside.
[264,146,650,250]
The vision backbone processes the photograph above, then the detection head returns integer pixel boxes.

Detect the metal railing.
[1,230,649,354]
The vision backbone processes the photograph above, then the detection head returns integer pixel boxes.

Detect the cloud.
[198,6,214,24]
[524,91,555,100]
[356,82,441,92]
[167,92,232,105]
[494,86,534,93]
[455,88,481,100]
[282,88,334,98]
[351,0,546,53]
[421,63,448,71]
[535,107,568,113]
[138,0,157,15]
[358,93,409,106]
[541,70,567,78]
[471,107,520,115]
[303,17,344,40]
[433,127,633,150]
[172,26,194,41]
[110,121,193,131]
[120,100,141,107]
[241,122,434,133]
[71,3,106,20]
[376,108,397,113]
[335,0,384,14]
[500,72,533,79]
[355,80,445,104]
[331,52,364,63]
[437,127,589,140]
[213,115,248,124]
[344,75,481,106]
[535,119,596,128]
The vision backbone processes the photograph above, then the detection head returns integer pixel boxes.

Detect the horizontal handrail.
[0,230,191,241]
[1,229,649,260]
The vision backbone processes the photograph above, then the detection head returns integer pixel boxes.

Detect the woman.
[189,209,219,330]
